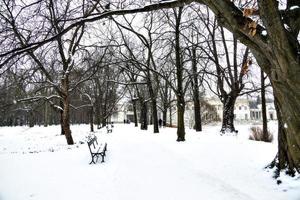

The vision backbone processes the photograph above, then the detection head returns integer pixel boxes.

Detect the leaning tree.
[195,0,300,175]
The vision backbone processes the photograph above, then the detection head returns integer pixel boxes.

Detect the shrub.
[249,126,273,142]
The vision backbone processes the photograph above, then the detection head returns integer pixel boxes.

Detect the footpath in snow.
[0,124,299,200]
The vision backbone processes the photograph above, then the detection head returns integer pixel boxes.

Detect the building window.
[270,113,274,120]
[239,106,242,110]
[245,114,248,120]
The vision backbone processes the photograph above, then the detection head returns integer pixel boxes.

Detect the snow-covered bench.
[87,136,107,164]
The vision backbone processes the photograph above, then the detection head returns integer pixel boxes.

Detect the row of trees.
[0,0,299,175]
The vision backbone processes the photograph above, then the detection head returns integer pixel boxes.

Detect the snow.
[0,123,299,200]
[284,24,291,31]
[261,30,267,36]
[290,6,299,10]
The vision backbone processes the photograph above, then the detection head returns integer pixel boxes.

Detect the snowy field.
[0,123,299,200]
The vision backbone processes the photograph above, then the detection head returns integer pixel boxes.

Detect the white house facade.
[207,97,277,121]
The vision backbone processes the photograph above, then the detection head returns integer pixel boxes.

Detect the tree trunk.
[101,102,107,127]
[169,105,172,127]
[174,7,185,141]
[140,101,148,130]
[251,48,300,173]
[192,46,202,132]
[253,49,300,174]
[61,78,74,145]
[221,95,237,134]
[101,117,106,128]
[90,106,94,132]
[162,109,167,127]
[273,98,295,176]
[261,69,268,142]
[176,95,185,141]
[151,99,159,133]
[272,82,300,174]
[95,98,101,129]
[194,100,202,131]
[60,100,65,135]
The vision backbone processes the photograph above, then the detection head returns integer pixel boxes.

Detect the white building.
[109,103,135,123]
[207,97,277,121]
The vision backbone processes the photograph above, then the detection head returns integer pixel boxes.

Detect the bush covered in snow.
[249,126,273,142]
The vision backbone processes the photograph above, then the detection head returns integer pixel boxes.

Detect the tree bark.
[140,101,148,130]
[151,98,159,133]
[274,98,295,175]
[162,109,167,127]
[261,69,268,142]
[60,100,65,135]
[174,7,186,141]
[90,106,94,132]
[61,77,74,145]
[176,95,186,141]
[221,95,237,133]
[192,46,202,132]
[252,45,300,173]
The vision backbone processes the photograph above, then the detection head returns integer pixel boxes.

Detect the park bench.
[106,125,112,133]
[87,136,107,164]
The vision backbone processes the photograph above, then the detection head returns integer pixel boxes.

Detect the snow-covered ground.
[0,123,299,200]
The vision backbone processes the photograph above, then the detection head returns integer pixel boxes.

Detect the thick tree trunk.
[261,69,268,142]
[140,101,148,130]
[253,49,300,174]
[252,49,300,173]
[61,78,74,145]
[273,98,296,175]
[254,0,300,173]
[272,82,300,174]
[192,47,202,132]
[174,7,185,141]
[194,100,202,131]
[101,117,106,128]
[221,95,237,134]
[176,95,185,141]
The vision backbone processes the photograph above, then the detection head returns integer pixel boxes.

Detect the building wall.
[109,103,135,123]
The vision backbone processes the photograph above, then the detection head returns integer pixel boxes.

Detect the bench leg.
[89,154,97,164]
[89,159,96,164]
[101,153,105,162]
